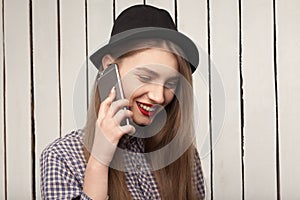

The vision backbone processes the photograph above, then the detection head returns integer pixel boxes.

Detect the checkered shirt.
[40,130,205,199]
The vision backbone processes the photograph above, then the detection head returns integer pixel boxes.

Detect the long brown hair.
[83,40,202,200]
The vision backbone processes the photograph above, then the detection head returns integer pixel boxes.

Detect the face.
[117,48,179,126]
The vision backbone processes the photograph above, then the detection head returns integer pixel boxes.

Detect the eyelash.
[138,75,152,82]
[165,81,178,89]
[137,75,178,89]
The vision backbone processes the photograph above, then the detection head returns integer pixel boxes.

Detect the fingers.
[96,86,134,141]
[114,109,133,125]
[108,98,130,117]
[119,124,136,135]
[98,87,130,118]
[92,86,137,166]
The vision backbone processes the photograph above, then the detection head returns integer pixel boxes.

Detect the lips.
[137,101,156,117]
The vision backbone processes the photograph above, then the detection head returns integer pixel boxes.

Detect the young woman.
[41,4,205,200]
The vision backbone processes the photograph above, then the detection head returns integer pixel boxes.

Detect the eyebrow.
[136,67,159,77]
[167,76,180,81]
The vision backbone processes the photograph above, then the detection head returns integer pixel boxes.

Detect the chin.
[132,116,153,127]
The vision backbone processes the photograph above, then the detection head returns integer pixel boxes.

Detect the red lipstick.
[137,102,155,117]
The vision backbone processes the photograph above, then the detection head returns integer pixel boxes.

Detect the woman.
[41,4,205,200]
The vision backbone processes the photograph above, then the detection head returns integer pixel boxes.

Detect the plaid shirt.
[40,130,205,199]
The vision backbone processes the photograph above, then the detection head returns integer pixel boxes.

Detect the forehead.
[118,48,179,76]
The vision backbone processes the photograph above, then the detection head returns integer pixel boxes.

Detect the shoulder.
[40,129,85,163]
[40,130,87,198]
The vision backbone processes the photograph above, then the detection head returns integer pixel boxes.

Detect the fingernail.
[111,86,115,93]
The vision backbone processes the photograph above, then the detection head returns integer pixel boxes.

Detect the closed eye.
[165,81,178,89]
[138,75,152,83]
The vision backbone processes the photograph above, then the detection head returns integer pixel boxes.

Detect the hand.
[91,87,136,165]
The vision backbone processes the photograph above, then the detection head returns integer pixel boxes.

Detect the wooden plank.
[87,0,113,53]
[60,0,87,135]
[209,0,242,199]
[87,0,113,105]
[32,0,60,199]
[177,0,208,50]
[242,0,277,198]
[116,0,143,17]
[0,0,5,198]
[277,0,300,199]
[4,0,32,198]
[177,0,211,199]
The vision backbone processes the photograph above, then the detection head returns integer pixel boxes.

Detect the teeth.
[138,102,155,112]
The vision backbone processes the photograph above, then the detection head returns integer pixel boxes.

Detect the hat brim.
[89,27,199,73]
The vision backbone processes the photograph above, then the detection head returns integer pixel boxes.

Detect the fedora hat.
[90,4,199,73]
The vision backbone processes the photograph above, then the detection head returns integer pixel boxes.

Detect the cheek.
[164,89,176,105]
[121,77,143,100]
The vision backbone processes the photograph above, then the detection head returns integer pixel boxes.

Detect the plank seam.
[238,0,245,199]
[272,0,281,199]
[2,0,7,198]
[29,0,36,199]
[207,0,213,199]
[113,0,116,22]
[85,0,89,110]
[174,0,178,28]
[57,0,62,138]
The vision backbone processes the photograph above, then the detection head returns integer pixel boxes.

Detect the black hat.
[90,4,199,73]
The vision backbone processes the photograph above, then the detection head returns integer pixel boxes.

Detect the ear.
[102,54,115,69]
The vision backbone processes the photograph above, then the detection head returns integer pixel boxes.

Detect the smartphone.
[97,63,130,126]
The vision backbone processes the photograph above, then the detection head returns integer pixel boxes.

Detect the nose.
[147,84,165,105]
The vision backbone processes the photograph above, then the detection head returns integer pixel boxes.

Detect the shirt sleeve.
[193,148,206,200]
[40,148,92,200]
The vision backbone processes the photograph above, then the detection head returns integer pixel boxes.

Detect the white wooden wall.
[1,0,300,199]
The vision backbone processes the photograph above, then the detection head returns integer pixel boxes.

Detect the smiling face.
[116,48,179,126]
